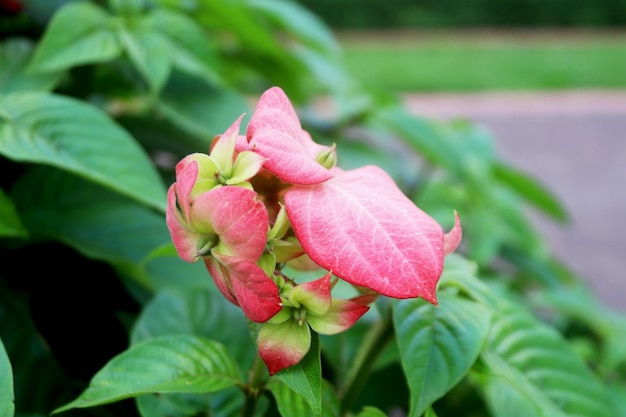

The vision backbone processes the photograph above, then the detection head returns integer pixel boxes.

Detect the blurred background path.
[404,90,626,312]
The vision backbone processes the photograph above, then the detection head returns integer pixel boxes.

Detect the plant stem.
[240,355,267,417]
[337,310,395,415]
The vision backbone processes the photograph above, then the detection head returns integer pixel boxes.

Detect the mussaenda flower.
[166,125,281,322]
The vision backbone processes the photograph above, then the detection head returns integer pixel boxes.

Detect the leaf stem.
[337,309,395,415]
[240,354,267,417]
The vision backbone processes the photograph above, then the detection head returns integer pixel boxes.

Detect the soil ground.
[403,89,626,312]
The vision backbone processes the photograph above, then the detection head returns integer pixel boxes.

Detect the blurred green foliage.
[296,0,626,28]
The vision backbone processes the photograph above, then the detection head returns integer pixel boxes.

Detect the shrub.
[1,1,625,416]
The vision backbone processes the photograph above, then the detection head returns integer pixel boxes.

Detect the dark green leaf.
[0,92,167,212]
[0,281,74,414]
[12,166,169,266]
[394,292,492,417]
[0,38,63,93]
[157,77,250,140]
[53,335,242,413]
[0,338,14,417]
[0,188,28,238]
[273,332,322,417]
[131,286,256,369]
[28,2,121,73]
[493,162,569,222]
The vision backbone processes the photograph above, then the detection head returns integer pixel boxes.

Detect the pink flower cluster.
[166,86,461,374]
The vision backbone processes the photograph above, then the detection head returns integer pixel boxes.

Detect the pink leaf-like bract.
[258,318,311,375]
[191,186,269,261]
[284,165,449,304]
[166,184,198,263]
[207,254,281,323]
[244,86,333,185]
[307,294,374,335]
[288,273,332,316]
[443,211,462,256]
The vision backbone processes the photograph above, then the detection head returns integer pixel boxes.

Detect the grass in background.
[337,29,626,92]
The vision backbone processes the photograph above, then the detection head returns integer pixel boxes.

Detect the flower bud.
[315,143,337,169]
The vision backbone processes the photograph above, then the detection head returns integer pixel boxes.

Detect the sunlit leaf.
[394,292,492,417]
[28,2,121,73]
[0,338,14,417]
[53,335,242,413]
[0,92,167,211]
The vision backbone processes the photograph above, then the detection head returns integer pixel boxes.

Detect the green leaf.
[394,292,492,417]
[478,300,617,417]
[12,166,169,267]
[0,281,75,413]
[0,38,63,93]
[493,162,569,223]
[0,92,167,212]
[135,391,211,417]
[273,332,322,417]
[117,20,172,94]
[248,0,340,55]
[53,335,242,413]
[424,407,439,417]
[607,382,626,417]
[355,406,388,417]
[0,338,14,417]
[157,76,250,140]
[148,9,221,84]
[368,108,458,175]
[131,286,256,369]
[269,377,338,417]
[476,352,566,417]
[0,187,28,238]
[437,254,499,309]
[28,2,121,73]
[531,285,626,375]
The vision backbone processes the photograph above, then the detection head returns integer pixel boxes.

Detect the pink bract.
[206,254,282,323]
[239,86,334,185]
[284,165,461,304]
